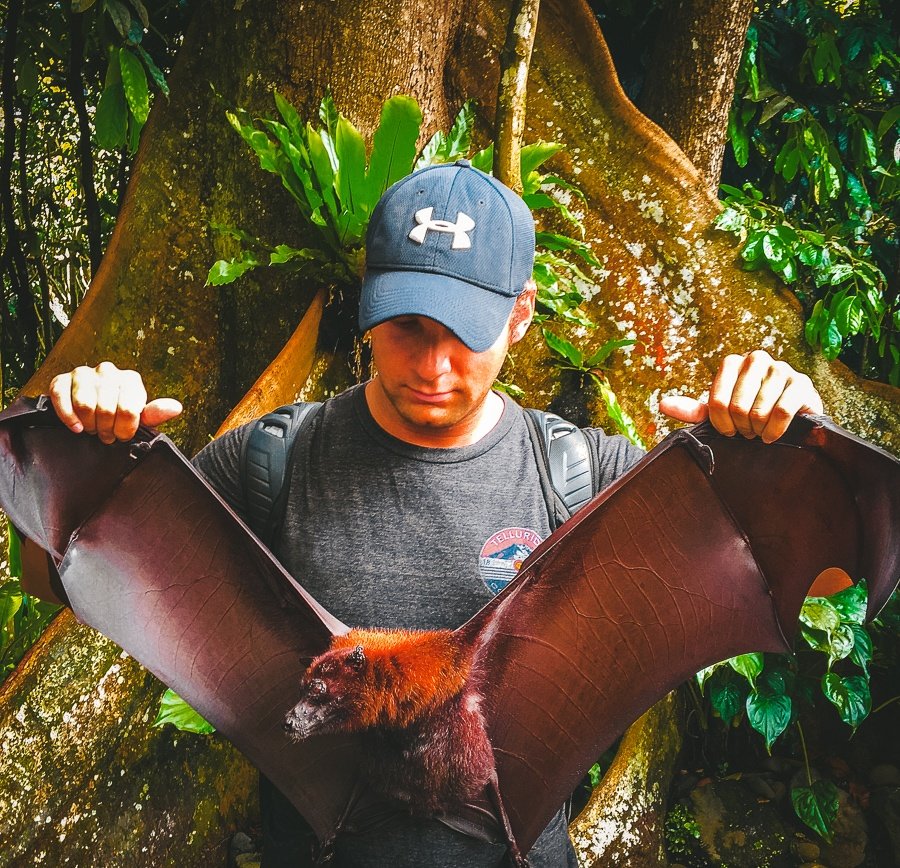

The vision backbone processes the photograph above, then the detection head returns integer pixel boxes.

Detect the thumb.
[659,395,709,423]
[140,398,183,428]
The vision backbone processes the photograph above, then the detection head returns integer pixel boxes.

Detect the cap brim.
[359,269,517,353]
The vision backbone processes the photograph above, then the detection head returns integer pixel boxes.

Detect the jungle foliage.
[0,0,186,398]
[595,0,900,386]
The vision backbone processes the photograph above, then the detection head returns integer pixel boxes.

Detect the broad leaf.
[95,55,128,150]
[821,672,870,730]
[746,690,791,751]
[849,624,872,673]
[709,673,745,724]
[135,44,168,98]
[729,652,764,688]
[154,689,215,734]
[827,581,867,625]
[696,661,726,694]
[334,116,367,221]
[206,251,261,286]
[542,328,582,367]
[520,141,564,179]
[792,780,839,842]
[800,599,841,634]
[105,0,132,37]
[119,47,149,125]
[584,339,636,369]
[470,144,493,173]
[366,96,422,207]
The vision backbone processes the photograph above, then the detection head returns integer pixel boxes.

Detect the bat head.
[283,643,368,740]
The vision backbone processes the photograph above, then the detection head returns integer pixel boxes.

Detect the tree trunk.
[570,692,683,867]
[1,0,898,863]
[637,0,755,191]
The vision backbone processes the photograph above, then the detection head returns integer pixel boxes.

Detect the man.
[29,160,823,865]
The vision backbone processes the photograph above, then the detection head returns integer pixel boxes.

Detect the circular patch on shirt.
[478,527,544,595]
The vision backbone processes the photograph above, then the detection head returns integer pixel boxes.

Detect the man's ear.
[509,282,537,345]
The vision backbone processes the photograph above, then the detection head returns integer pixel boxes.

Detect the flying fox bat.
[0,395,898,865]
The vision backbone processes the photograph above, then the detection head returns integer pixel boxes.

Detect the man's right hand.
[49,362,182,444]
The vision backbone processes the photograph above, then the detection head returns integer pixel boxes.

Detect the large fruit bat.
[0,397,897,863]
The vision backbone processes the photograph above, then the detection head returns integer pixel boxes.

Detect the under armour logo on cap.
[408,207,475,249]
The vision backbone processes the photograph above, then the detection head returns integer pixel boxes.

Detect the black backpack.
[239,401,599,549]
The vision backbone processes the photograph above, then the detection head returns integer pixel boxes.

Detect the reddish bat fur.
[286,627,496,813]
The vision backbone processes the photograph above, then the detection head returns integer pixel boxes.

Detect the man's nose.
[415,341,453,379]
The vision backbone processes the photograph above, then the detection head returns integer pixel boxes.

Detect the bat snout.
[283,701,330,740]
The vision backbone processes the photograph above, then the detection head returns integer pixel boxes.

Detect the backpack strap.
[523,408,598,530]
[240,402,323,549]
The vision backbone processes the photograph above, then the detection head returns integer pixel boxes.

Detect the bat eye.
[310,678,327,697]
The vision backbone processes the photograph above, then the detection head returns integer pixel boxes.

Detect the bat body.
[284,628,492,812]
[0,396,898,863]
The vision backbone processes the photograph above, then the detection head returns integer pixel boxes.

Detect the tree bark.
[637,0,755,191]
[570,692,683,867]
[0,0,897,863]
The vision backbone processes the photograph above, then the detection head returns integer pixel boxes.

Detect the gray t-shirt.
[192,383,644,866]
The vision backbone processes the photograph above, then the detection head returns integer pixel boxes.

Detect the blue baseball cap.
[360,159,536,352]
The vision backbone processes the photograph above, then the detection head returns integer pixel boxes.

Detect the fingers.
[658,395,710,423]
[48,372,82,433]
[706,350,823,443]
[48,362,178,444]
[141,398,183,427]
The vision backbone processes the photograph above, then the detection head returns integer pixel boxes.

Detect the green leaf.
[470,144,494,173]
[800,599,841,634]
[759,95,793,125]
[365,96,423,207]
[835,295,864,336]
[135,44,168,98]
[334,116,367,218]
[729,652,764,688]
[318,93,339,141]
[826,623,855,666]
[72,0,97,10]
[95,54,128,150]
[105,0,132,37]
[792,780,839,842]
[593,378,645,449]
[493,380,525,400]
[0,582,23,634]
[728,105,750,167]
[535,232,601,268]
[696,661,726,694]
[6,522,22,579]
[849,624,872,673]
[417,100,475,168]
[205,251,261,286]
[520,141,565,180]
[584,339,636,369]
[153,688,216,734]
[542,328,583,367]
[709,673,746,724]
[746,690,791,751]
[119,47,149,125]
[782,106,806,123]
[127,112,143,155]
[877,104,900,141]
[269,246,324,266]
[822,672,870,730]
[126,0,149,29]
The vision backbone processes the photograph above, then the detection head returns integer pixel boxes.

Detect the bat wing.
[458,415,900,854]
[0,397,361,842]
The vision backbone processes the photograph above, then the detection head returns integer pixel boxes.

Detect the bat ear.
[348,644,366,670]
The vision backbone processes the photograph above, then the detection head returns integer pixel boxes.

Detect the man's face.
[368,314,512,433]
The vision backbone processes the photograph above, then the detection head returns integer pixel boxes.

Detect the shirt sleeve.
[582,426,646,492]
[190,421,254,523]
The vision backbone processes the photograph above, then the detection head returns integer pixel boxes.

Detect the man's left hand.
[659,351,824,443]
